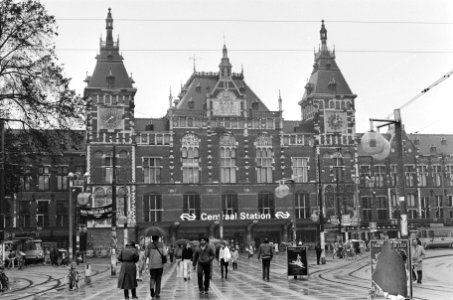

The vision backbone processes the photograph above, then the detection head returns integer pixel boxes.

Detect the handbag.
[154,242,167,264]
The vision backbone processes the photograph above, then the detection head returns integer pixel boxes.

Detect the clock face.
[98,107,123,130]
[325,111,347,132]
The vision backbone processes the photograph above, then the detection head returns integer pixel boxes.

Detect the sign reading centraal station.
[180,211,291,221]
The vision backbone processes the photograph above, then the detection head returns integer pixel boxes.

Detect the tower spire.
[320,20,327,44]
[278,90,282,112]
[106,8,114,47]
[219,44,232,78]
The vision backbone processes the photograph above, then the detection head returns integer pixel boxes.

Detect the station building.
[2,10,453,255]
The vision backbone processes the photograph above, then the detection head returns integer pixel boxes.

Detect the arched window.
[181,134,200,183]
[255,135,273,183]
[220,134,237,183]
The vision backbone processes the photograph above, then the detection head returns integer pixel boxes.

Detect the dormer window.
[441,138,447,146]
[188,100,194,109]
[414,138,419,146]
[252,102,259,110]
[430,145,437,153]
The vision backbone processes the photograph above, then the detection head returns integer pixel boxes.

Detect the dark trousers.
[220,259,229,278]
[149,268,163,297]
[232,262,237,270]
[417,270,422,283]
[197,262,211,292]
[261,258,271,280]
[316,251,322,264]
[124,289,136,298]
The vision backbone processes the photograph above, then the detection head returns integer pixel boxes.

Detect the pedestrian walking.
[181,243,193,281]
[230,247,239,270]
[68,262,80,290]
[315,242,322,265]
[218,242,231,279]
[117,241,139,300]
[44,248,51,265]
[246,244,254,260]
[411,238,426,284]
[274,242,279,255]
[192,237,215,295]
[175,244,183,278]
[146,235,168,299]
[136,245,146,281]
[168,245,175,263]
[50,247,59,266]
[257,238,273,281]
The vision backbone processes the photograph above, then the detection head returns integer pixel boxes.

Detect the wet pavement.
[2,249,453,299]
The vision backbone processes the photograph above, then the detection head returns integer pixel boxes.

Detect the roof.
[408,133,453,155]
[300,22,355,102]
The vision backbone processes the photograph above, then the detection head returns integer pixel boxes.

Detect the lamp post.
[214,127,227,239]
[331,150,344,240]
[68,172,85,261]
[316,147,326,263]
[68,174,74,261]
[111,145,117,276]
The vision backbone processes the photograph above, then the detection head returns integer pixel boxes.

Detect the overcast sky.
[41,0,453,134]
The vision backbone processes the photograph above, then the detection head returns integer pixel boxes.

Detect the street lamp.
[67,172,85,261]
[214,127,228,239]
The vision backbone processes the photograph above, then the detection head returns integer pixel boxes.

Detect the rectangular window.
[256,148,273,183]
[104,156,113,184]
[292,158,309,183]
[56,201,68,227]
[435,195,443,219]
[417,165,428,187]
[432,165,442,187]
[220,148,237,183]
[22,174,32,191]
[408,209,418,219]
[359,165,371,187]
[390,165,398,187]
[183,194,201,220]
[182,148,199,184]
[143,194,163,222]
[222,194,238,215]
[143,157,162,184]
[407,193,416,207]
[38,166,50,191]
[374,165,386,187]
[361,196,372,220]
[405,165,416,187]
[37,200,50,227]
[258,193,275,217]
[56,166,69,190]
[295,193,310,219]
[420,196,429,218]
[19,201,30,228]
[448,195,453,207]
[446,164,453,187]
[376,196,388,220]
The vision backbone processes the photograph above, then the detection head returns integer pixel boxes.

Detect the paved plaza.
[2,249,453,300]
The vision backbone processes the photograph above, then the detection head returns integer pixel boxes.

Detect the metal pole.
[292,181,297,246]
[336,166,342,239]
[0,120,5,220]
[111,145,117,276]
[68,179,73,261]
[394,109,407,238]
[317,147,325,263]
[124,190,128,246]
[219,142,223,240]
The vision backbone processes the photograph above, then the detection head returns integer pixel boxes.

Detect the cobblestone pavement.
[2,249,453,300]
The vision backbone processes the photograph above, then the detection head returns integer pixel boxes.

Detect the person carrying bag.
[146,236,168,299]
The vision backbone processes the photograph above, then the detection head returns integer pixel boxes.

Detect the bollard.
[85,263,92,285]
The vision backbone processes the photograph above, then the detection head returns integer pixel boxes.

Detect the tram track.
[2,264,110,300]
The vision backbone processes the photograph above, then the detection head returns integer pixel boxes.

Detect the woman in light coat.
[218,243,231,279]
[411,238,426,284]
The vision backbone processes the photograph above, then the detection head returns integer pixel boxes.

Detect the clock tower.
[83,9,137,231]
[298,20,357,146]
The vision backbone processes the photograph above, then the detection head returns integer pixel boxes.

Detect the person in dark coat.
[257,238,273,281]
[315,242,323,265]
[192,237,215,295]
[117,241,139,300]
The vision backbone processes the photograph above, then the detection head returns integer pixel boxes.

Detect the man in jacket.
[146,236,168,299]
[192,237,215,294]
[258,238,273,281]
